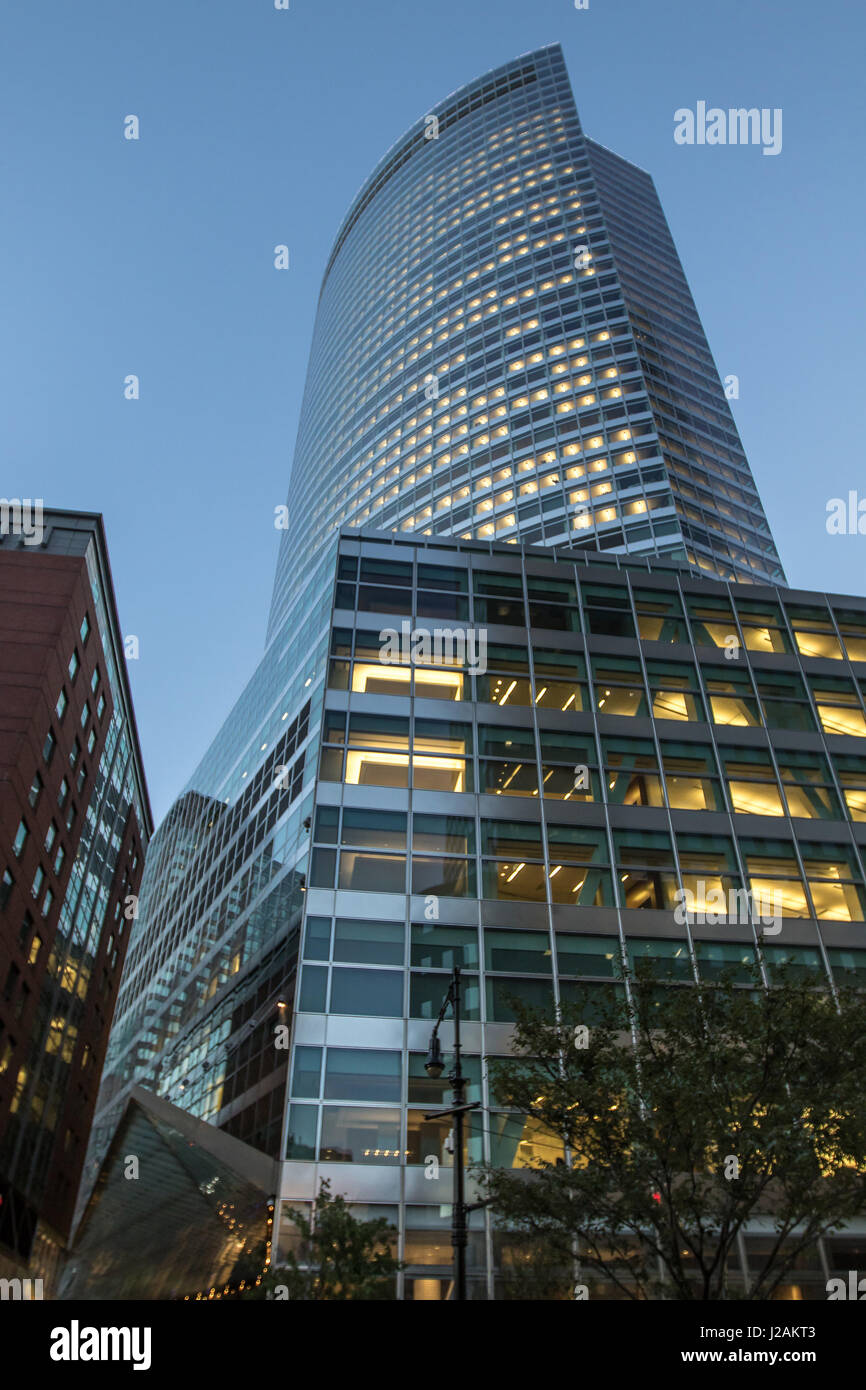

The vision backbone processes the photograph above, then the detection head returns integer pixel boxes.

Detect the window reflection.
[488,1112,565,1167]
[320,1106,403,1163]
[406,1110,482,1165]
[661,743,721,811]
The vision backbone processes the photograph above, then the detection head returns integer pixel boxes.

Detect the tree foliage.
[481,960,866,1300]
[241,1180,401,1300]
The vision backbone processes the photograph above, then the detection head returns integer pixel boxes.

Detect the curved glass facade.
[268,42,783,645]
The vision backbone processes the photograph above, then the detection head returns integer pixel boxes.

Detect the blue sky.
[3,0,864,823]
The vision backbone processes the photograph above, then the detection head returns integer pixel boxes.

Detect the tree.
[479,958,866,1300]
[241,1180,402,1300]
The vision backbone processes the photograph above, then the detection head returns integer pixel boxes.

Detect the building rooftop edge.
[2,507,155,839]
[335,524,865,608]
[319,42,567,297]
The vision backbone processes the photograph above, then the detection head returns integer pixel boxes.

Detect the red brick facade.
[0,548,146,1253]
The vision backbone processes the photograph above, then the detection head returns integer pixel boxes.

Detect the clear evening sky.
[3,0,864,823]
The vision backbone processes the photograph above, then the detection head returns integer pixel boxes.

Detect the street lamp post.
[423,965,480,1302]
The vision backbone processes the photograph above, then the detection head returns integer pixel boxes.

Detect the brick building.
[0,509,151,1283]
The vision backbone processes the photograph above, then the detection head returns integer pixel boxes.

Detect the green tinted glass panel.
[555,934,619,977]
[333,919,404,965]
[484,929,552,974]
[330,968,403,1016]
[299,965,327,1012]
[292,1046,322,1098]
[286,1105,318,1160]
[410,924,479,968]
[303,916,331,961]
[324,1049,401,1101]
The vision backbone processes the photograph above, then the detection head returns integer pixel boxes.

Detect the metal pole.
[451,966,467,1302]
[424,966,480,1303]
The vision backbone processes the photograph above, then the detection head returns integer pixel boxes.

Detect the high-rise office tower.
[0,509,151,1292]
[72,46,866,1301]
[267,42,784,649]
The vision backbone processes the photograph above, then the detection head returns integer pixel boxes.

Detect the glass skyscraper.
[74,45,865,1301]
[268,41,784,648]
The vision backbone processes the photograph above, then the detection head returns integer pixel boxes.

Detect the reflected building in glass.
[78,45,866,1299]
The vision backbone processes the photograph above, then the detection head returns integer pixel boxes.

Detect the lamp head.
[424,1033,445,1079]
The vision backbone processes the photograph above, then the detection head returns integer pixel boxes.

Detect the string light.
[182,1201,275,1301]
